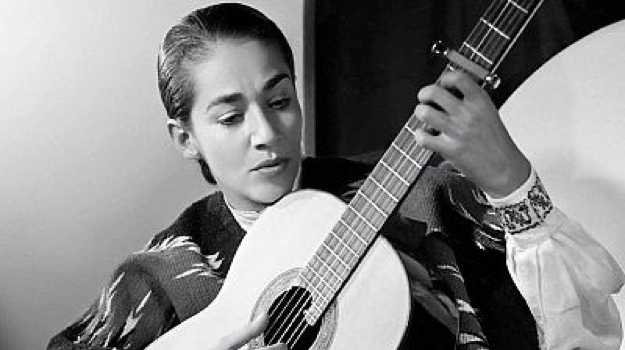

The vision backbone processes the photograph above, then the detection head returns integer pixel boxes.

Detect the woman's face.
[187,39,302,211]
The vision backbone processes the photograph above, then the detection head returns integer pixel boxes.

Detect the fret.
[304,307,320,325]
[460,0,541,74]
[343,207,376,243]
[480,18,510,40]
[298,276,325,315]
[348,203,379,232]
[461,42,493,65]
[324,234,357,269]
[478,26,510,62]
[508,0,528,13]
[337,218,368,248]
[391,141,420,169]
[314,248,344,286]
[484,0,529,25]
[396,129,417,153]
[379,158,410,186]
[352,193,386,227]
[370,166,405,201]
[368,175,400,203]
[356,190,390,220]
[361,180,397,212]
[301,268,331,305]
[306,302,323,320]
[406,113,425,132]
[318,244,349,276]
[395,128,426,166]
[329,230,359,262]
[417,149,434,165]
[382,149,419,183]
[299,279,329,323]
[403,123,417,137]
[309,253,340,295]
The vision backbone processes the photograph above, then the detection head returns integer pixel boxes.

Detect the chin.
[253,182,294,206]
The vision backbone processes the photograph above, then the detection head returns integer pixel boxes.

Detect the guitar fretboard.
[458,0,543,73]
[299,0,544,324]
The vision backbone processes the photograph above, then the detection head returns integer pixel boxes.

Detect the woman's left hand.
[413,70,531,198]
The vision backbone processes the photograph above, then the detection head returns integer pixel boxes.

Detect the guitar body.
[147,189,411,350]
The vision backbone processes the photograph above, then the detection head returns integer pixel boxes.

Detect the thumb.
[219,313,269,350]
[248,312,270,336]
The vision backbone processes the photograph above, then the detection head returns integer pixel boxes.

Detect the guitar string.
[466,0,509,68]
[264,286,309,344]
[459,0,500,68]
[490,0,532,58]
[266,2,538,343]
[266,244,354,346]
[488,0,537,69]
[462,0,514,68]
[275,288,311,345]
[465,0,534,70]
[265,263,336,346]
[485,0,528,62]
[265,286,309,345]
[476,0,507,64]
[266,240,351,345]
[264,234,355,345]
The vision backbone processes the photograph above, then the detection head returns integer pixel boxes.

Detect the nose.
[249,105,281,149]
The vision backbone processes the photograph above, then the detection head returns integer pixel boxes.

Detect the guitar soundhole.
[263,286,321,350]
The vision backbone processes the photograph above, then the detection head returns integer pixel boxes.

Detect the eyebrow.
[204,73,292,113]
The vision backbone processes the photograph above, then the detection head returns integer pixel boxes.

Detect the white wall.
[501,19,625,345]
[0,1,304,349]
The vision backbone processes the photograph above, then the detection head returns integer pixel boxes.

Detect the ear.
[167,119,201,160]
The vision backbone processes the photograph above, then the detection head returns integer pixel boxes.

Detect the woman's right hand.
[212,312,287,350]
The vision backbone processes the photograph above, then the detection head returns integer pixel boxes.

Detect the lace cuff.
[487,170,553,234]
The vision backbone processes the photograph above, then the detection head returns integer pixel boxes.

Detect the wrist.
[482,157,531,199]
[485,169,553,234]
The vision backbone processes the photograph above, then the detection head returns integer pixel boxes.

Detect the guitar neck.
[455,0,544,73]
[300,0,545,324]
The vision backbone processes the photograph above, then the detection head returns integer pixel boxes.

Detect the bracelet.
[493,175,553,234]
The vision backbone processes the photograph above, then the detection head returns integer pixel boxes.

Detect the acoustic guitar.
[147,1,545,349]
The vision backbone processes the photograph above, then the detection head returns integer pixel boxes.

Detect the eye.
[217,112,243,126]
[268,96,292,110]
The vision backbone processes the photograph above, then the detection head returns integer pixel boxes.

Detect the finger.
[219,313,269,350]
[265,343,288,350]
[414,104,452,136]
[417,84,461,115]
[438,70,481,100]
[413,126,455,157]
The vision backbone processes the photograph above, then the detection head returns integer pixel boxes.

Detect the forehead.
[190,39,291,97]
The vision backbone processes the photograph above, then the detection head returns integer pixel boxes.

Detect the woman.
[48,3,623,350]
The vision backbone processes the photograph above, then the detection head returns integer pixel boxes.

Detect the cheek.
[284,109,303,141]
[196,129,246,179]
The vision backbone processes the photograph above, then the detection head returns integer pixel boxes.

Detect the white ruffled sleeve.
[487,169,625,350]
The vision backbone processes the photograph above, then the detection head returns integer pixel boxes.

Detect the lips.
[251,157,289,173]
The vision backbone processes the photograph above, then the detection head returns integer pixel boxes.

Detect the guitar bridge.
[432,41,501,89]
